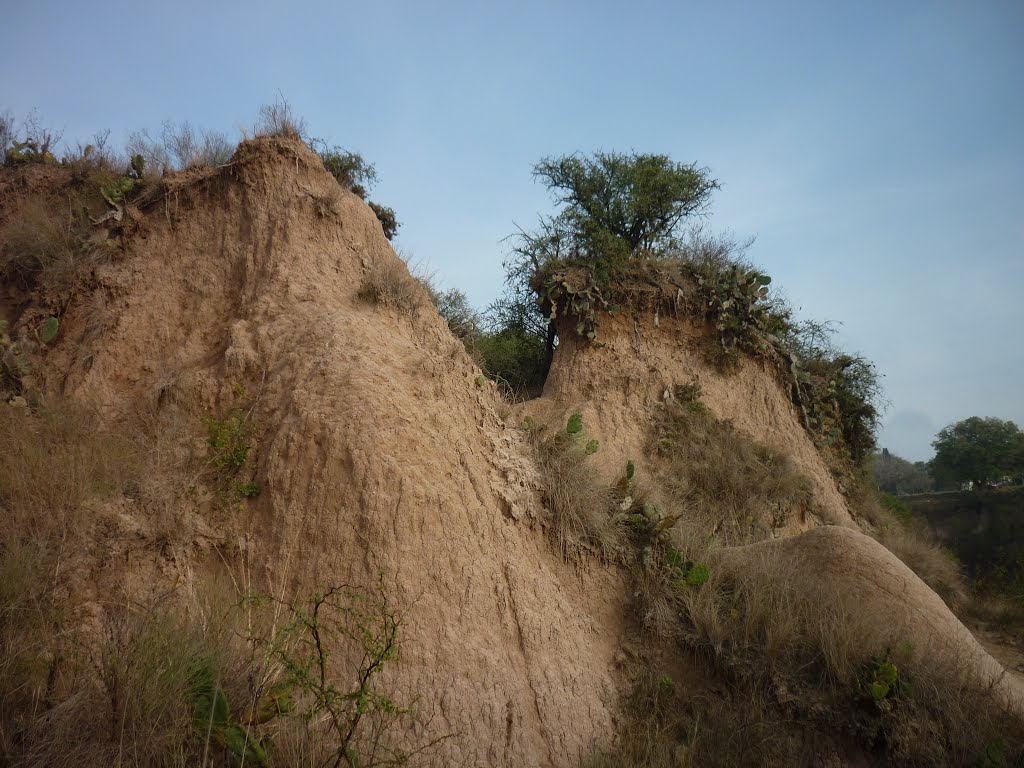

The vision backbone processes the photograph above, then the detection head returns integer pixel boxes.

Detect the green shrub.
[261,572,451,766]
[881,492,913,525]
[368,201,399,240]
[472,328,549,398]
[205,410,251,471]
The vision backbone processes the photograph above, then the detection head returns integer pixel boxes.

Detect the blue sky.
[3,0,1021,460]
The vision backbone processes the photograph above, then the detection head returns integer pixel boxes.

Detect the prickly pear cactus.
[39,317,59,345]
[566,413,584,435]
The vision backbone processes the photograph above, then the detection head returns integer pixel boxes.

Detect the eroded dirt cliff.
[2,136,1020,766]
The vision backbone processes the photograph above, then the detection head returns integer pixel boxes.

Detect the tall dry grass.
[600,386,1024,765]
[11,576,276,768]
[0,196,83,292]
[0,398,139,545]
[358,259,427,319]
[850,481,968,611]
[653,386,813,546]
[528,420,624,561]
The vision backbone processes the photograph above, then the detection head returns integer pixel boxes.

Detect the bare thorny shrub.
[126,121,235,177]
[256,96,308,140]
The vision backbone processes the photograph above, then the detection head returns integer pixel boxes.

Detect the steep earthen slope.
[525,280,1024,717]
[5,136,1021,764]
[532,312,855,532]
[24,138,631,766]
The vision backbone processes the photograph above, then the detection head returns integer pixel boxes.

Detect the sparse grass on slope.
[527,414,623,561]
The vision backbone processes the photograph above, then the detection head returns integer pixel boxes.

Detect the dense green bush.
[309,139,401,240]
[473,328,549,397]
[782,319,883,464]
[368,201,399,240]
[311,140,377,198]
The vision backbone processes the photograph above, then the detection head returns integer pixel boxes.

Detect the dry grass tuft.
[653,386,813,546]
[624,386,815,638]
[358,259,426,319]
[601,383,1024,765]
[11,577,272,768]
[585,664,697,768]
[851,481,969,611]
[529,421,624,561]
[256,97,307,140]
[310,186,342,219]
[878,525,968,608]
[0,398,139,545]
[652,544,1022,765]
[680,546,879,682]
[0,196,83,292]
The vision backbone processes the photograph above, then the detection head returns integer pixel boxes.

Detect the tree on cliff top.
[506,152,719,297]
[495,152,719,372]
[531,152,719,266]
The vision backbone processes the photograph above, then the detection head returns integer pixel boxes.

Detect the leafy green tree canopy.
[531,151,719,267]
[495,152,719,373]
[930,417,1024,488]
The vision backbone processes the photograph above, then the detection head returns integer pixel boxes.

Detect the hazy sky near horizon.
[2,1,1021,461]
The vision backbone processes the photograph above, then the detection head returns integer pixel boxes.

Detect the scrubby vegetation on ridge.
[0,101,399,300]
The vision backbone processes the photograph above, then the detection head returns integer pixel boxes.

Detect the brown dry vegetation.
[652,381,813,546]
[0,196,88,293]
[358,258,426,319]
[847,478,970,612]
[527,416,624,561]
[0,395,441,767]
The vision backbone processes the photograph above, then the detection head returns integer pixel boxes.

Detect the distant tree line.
[871,417,1024,494]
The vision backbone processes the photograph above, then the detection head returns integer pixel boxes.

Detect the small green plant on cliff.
[309,138,401,240]
[780,318,883,464]
[203,393,263,502]
[262,573,451,767]
[205,409,252,471]
[854,651,908,704]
